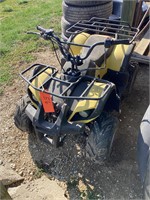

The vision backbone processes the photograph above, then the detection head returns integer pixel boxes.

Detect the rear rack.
[67,17,139,42]
[20,64,112,100]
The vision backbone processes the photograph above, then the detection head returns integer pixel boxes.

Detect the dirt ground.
[0,48,149,199]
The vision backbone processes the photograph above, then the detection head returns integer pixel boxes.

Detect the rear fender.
[68,32,90,55]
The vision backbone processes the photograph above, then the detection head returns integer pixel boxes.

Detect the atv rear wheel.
[86,112,118,164]
[14,95,33,133]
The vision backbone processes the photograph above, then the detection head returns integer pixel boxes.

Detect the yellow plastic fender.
[69,32,90,56]
[68,82,107,123]
[29,68,52,105]
[96,44,134,78]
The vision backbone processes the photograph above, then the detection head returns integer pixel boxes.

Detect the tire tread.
[14,95,33,133]
[86,112,118,163]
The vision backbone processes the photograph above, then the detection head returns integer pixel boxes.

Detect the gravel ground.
[0,49,149,199]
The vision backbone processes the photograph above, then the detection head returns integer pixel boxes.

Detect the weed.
[33,168,44,179]
[0,66,11,85]
[3,5,13,12]
[67,177,79,189]
[0,88,4,96]
[80,189,103,200]
[67,177,103,199]
[18,0,29,5]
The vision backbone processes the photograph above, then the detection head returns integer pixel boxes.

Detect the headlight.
[70,109,94,122]
[79,110,93,118]
[79,111,89,118]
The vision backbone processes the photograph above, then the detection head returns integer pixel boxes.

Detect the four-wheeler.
[14,18,139,163]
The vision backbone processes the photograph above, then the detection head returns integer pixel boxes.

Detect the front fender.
[68,82,120,123]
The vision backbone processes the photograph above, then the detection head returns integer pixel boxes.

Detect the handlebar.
[37,25,47,33]
[104,38,130,47]
[28,26,131,66]
[36,26,68,59]
[81,38,130,61]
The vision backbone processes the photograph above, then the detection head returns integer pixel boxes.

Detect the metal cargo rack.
[66,17,139,42]
[20,64,112,101]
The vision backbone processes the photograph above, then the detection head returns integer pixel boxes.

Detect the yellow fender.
[29,68,52,106]
[68,82,107,123]
[69,32,90,55]
[96,44,135,78]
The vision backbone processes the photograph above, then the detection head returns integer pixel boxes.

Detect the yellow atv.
[14,18,139,163]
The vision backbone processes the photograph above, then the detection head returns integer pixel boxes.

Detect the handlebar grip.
[37,26,46,33]
[112,39,130,45]
[104,39,130,48]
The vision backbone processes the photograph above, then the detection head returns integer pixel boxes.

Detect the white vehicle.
[137,105,150,199]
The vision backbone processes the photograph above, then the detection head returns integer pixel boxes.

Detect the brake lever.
[27,30,53,40]
[27,31,41,36]
[41,29,54,40]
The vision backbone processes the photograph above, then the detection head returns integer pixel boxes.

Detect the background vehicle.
[137,105,150,200]
[14,18,139,164]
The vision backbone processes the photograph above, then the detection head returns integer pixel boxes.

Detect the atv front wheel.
[14,95,33,133]
[86,112,118,164]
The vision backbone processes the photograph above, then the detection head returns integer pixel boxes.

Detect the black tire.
[64,0,112,7]
[14,95,33,133]
[61,16,74,38]
[62,1,113,23]
[27,64,45,88]
[121,62,139,98]
[32,64,46,76]
[86,112,118,164]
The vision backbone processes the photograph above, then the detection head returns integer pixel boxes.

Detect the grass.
[0,0,62,90]
[33,168,44,179]
[67,177,103,200]
[67,177,79,189]
[18,0,29,5]
[3,5,13,12]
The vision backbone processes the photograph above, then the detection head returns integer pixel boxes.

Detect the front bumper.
[25,103,85,147]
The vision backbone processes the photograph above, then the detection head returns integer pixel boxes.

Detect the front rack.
[20,64,112,101]
[67,17,139,42]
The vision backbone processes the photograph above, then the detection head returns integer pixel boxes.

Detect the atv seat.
[81,34,114,67]
[67,34,114,76]
[66,32,135,78]
[95,42,135,78]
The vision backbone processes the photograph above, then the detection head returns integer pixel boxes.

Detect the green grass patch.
[3,5,13,12]
[33,168,44,179]
[0,0,62,90]
[18,0,29,5]
[67,177,79,189]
